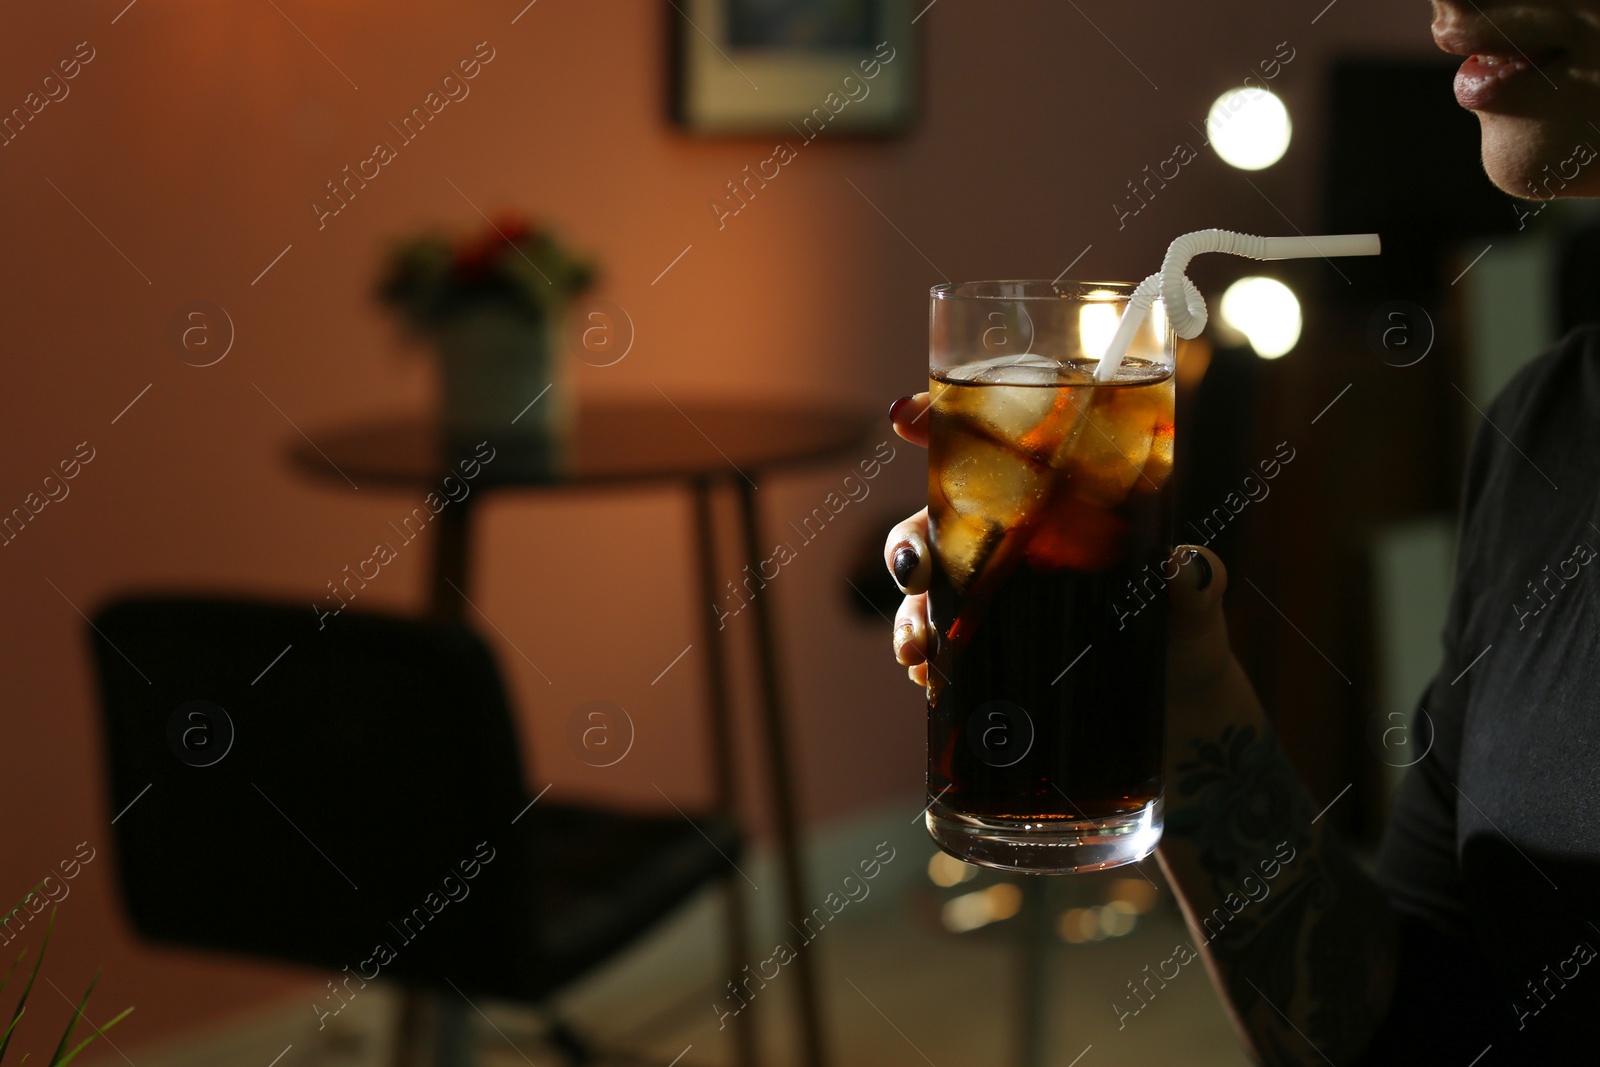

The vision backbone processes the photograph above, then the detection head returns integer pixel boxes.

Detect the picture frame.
[670,0,917,137]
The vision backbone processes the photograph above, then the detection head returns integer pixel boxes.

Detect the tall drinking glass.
[924,280,1176,873]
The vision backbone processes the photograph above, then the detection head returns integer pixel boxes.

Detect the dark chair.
[87,595,741,1065]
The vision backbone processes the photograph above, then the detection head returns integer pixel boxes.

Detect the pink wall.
[0,0,1428,1052]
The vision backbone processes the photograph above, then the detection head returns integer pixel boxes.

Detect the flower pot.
[434,304,572,480]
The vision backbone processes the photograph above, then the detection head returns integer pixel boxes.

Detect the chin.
[1477,111,1600,199]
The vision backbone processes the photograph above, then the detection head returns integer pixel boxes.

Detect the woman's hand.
[880,389,1397,1063]
[882,394,933,687]
[881,390,1239,718]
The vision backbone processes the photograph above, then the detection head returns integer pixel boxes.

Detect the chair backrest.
[88,595,536,990]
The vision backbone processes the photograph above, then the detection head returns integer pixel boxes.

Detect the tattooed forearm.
[1158,720,1398,1066]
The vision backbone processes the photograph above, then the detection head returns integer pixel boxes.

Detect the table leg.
[416,485,474,1061]
[390,991,476,1067]
[692,479,760,1067]
[392,989,427,1067]
[429,502,474,624]
[1016,876,1052,1067]
[734,480,828,1067]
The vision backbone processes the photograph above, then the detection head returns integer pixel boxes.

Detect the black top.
[1369,327,1600,1060]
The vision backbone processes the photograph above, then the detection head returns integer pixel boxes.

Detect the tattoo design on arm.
[1163,721,1398,1065]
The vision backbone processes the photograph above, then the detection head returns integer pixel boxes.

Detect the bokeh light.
[1219,276,1302,359]
[927,851,981,888]
[941,883,1023,933]
[1056,902,1141,943]
[1079,302,1120,362]
[1206,87,1292,170]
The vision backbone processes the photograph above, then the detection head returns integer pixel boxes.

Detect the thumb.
[1167,544,1234,702]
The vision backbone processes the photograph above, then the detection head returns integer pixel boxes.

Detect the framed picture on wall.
[670,0,917,136]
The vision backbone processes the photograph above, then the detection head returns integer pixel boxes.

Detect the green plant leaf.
[52,1004,131,1067]
[46,969,96,1065]
[0,1007,26,1060]
[0,947,27,1006]
[0,886,39,1021]
[0,888,39,931]
[0,906,53,1062]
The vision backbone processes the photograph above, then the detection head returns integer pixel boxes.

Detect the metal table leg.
[692,478,760,1067]
[393,993,428,1067]
[391,994,475,1067]
[430,501,474,624]
[734,479,828,1067]
[417,500,476,1064]
[1016,876,1051,1067]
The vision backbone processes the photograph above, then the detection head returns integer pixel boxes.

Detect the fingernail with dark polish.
[1191,551,1213,592]
[889,396,914,423]
[892,543,919,588]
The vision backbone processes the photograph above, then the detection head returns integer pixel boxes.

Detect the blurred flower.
[378,213,594,331]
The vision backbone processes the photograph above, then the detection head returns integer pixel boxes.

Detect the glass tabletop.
[290,395,882,492]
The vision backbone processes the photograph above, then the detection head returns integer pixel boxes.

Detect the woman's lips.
[1454,51,1554,110]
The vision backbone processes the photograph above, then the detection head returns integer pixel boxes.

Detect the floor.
[102,812,1249,1067]
[546,858,1249,1067]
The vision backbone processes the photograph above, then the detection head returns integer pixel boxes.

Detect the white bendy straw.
[1095,229,1382,381]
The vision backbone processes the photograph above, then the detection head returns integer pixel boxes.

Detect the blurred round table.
[290,396,878,1067]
